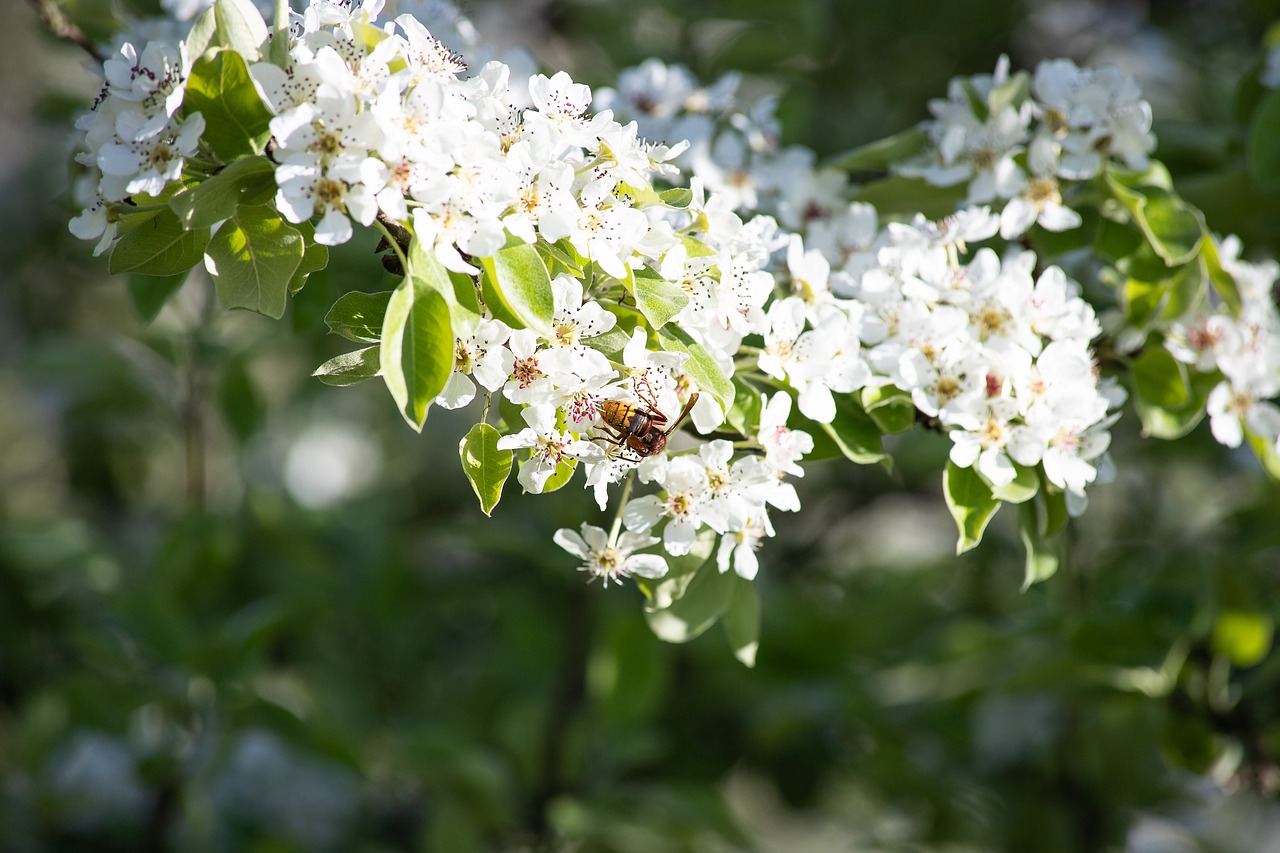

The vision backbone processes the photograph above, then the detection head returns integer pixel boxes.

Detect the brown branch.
[27,0,105,64]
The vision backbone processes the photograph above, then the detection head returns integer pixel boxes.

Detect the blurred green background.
[5,0,1280,850]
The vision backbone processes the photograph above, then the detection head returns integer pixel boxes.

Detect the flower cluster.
[70,40,204,254]
[795,207,1121,510]
[1166,237,1280,450]
[899,56,1157,240]
[74,0,1272,601]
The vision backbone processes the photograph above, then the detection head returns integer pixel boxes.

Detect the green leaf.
[638,529,718,609]
[721,575,760,667]
[109,208,209,277]
[943,461,1001,555]
[828,127,926,172]
[214,0,269,60]
[679,234,718,259]
[645,559,736,644]
[1131,348,1211,439]
[168,156,275,228]
[659,187,693,208]
[1041,485,1069,538]
[818,395,886,465]
[655,325,734,414]
[409,238,481,333]
[860,385,915,434]
[850,174,967,220]
[633,266,689,329]
[459,423,513,516]
[313,346,380,386]
[325,291,392,343]
[1212,611,1274,667]
[725,377,764,437]
[288,221,328,294]
[1121,277,1167,331]
[184,50,274,161]
[269,0,290,68]
[538,457,577,493]
[1247,88,1280,189]
[1018,498,1061,588]
[990,465,1039,504]
[478,238,554,337]
[1103,169,1203,267]
[186,7,218,60]
[987,70,1031,117]
[379,276,454,430]
[1201,236,1243,315]
[1245,428,1280,482]
[206,205,303,318]
[127,271,188,322]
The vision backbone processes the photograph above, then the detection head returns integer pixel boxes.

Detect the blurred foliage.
[5,0,1280,850]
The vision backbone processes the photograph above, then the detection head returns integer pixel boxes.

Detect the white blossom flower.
[436,318,513,409]
[553,524,668,586]
[496,405,591,493]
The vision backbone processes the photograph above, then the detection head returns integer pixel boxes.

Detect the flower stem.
[607,469,636,546]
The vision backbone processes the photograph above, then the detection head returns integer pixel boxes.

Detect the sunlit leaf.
[944,461,1001,555]
[313,346,380,386]
[183,49,273,161]
[205,205,303,318]
[325,291,393,343]
[459,423,512,516]
[109,208,209,277]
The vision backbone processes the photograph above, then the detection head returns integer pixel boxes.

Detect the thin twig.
[27,0,105,64]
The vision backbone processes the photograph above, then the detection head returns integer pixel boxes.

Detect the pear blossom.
[496,405,591,494]
[553,524,668,587]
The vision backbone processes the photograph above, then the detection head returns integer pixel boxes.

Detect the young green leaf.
[184,50,274,161]
[827,127,927,172]
[288,222,329,294]
[725,377,764,437]
[860,385,915,434]
[409,237,482,333]
[658,187,693,208]
[645,559,736,644]
[538,457,578,494]
[205,205,303,318]
[721,575,760,667]
[478,239,554,337]
[325,291,393,343]
[990,464,1040,504]
[656,325,735,414]
[269,0,290,67]
[314,346,381,386]
[214,0,269,60]
[818,395,887,465]
[127,271,189,322]
[380,277,454,430]
[1131,348,1209,439]
[633,266,689,329]
[943,461,1002,555]
[459,423,513,516]
[109,208,210,277]
[1104,170,1203,267]
[1018,497,1062,589]
[168,156,275,229]
[186,7,218,61]
[638,529,717,609]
